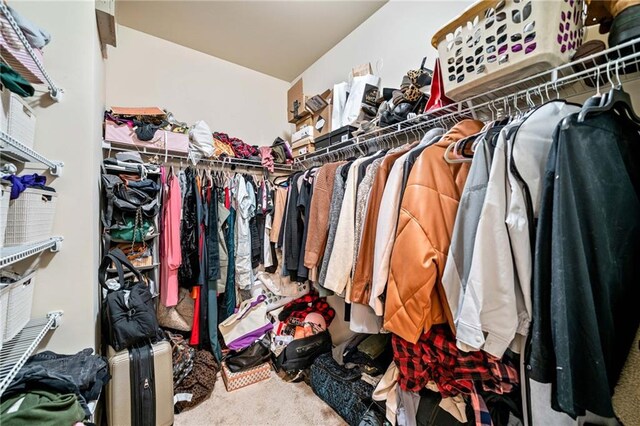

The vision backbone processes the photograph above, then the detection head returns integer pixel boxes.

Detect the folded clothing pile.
[213,132,259,160]
[0,348,110,424]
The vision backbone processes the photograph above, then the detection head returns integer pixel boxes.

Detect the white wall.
[106,25,291,145]
[297,0,473,96]
[10,1,105,353]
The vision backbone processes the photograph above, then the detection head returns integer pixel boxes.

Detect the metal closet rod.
[0,3,62,101]
[104,144,294,174]
[297,41,640,168]
[161,154,294,174]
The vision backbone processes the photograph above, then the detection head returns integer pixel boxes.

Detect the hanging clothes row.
[159,165,277,362]
[282,81,640,425]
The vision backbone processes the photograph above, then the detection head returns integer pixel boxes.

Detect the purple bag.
[219,295,273,351]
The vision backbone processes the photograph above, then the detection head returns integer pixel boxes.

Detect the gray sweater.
[317,163,348,291]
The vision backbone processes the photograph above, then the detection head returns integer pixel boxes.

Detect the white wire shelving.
[0,3,63,101]
[0,312,63,396]
[0,237,63,269]
[0,5,65,399]
[103,142,296,174]
[0,131,64,175]
[295,36,640,168]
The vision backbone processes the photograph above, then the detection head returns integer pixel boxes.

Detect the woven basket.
[2,270,36,342]
[0,283,9,350]
[7,91,36,149]
[432,0,586,100]
[0,183,10,249]
[221,361,271,392]
[5,187,57,246]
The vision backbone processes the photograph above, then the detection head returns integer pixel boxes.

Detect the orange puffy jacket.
[383,119,484,343]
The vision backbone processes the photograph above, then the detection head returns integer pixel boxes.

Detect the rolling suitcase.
[106,340,174,426]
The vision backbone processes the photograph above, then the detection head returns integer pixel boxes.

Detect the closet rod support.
[47,311,64,329]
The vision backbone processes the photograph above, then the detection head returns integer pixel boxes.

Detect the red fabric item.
[224,187,230,209]
[424,58,454,114]
[190,286,201,345]
[277,292,336,327]
[213,132,259,159]
[392,325,519,426]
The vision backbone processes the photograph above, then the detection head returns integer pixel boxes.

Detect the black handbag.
[310,353,375,426]
[275,330,332,372]
[225,335,271,373]
[99,249,163,351]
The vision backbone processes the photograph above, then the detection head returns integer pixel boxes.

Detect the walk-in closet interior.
[1,0,639,425]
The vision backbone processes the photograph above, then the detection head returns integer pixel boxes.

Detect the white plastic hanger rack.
[0,3,63,101]
[295,36,640,168]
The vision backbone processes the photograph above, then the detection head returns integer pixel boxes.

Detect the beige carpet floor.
[175,370,347,426]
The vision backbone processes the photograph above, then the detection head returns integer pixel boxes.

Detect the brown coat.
[350,144,414,304]
[383,120,484,343]
[304,161,345,268]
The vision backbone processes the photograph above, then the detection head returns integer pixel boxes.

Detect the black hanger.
[455,133,481,158]
[578,61,640,124]
[578,85,640,124]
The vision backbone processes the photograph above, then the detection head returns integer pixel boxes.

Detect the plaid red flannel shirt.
[392,325,519,426]
[277,292,336,327]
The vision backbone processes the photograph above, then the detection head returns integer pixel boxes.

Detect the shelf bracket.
[47,311,64,329]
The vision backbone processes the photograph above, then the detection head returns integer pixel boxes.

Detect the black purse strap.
[99,248,144,290]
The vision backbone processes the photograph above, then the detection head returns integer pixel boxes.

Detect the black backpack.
[275,330,332,372]
[99,248,163,351]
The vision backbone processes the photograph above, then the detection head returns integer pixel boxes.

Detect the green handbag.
[110,215,154,242]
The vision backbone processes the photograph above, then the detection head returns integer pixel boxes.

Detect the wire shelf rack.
[0,312,63,396]
[295,36,640,168]
[0,131,64,175]
[0,3,62,101]
[0,237,63,269]
[103,143,296,174]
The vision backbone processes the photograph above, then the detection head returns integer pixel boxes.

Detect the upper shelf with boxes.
[288,77,362,159]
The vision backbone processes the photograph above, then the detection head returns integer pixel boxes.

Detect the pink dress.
[160,171,182,307]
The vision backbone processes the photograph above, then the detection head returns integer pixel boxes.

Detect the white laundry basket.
[0,284,9,350]
[0,183,10,249]
[6,91,36,149]
[1,270,36,342]
[432,0,586,100]
[5,187,57,246]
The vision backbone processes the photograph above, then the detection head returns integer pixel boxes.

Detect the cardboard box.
[221,362,271,392]
[287,78,309,123]
[312,103,332,139]
[352,62,373,77]
[295,115,313,131]
[292,125,314,143]
[306,89,333,139]
[292,136,315,157]
[305,89,332,114]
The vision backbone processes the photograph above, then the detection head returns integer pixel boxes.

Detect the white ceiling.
[116,0,387,82]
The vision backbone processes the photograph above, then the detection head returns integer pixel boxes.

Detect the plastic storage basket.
[7,91,36,149]
[5,187,57,246]
[2,271,36,342]
[432,0,585,100]
[0,183,10,249]
[0,284,9,350]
